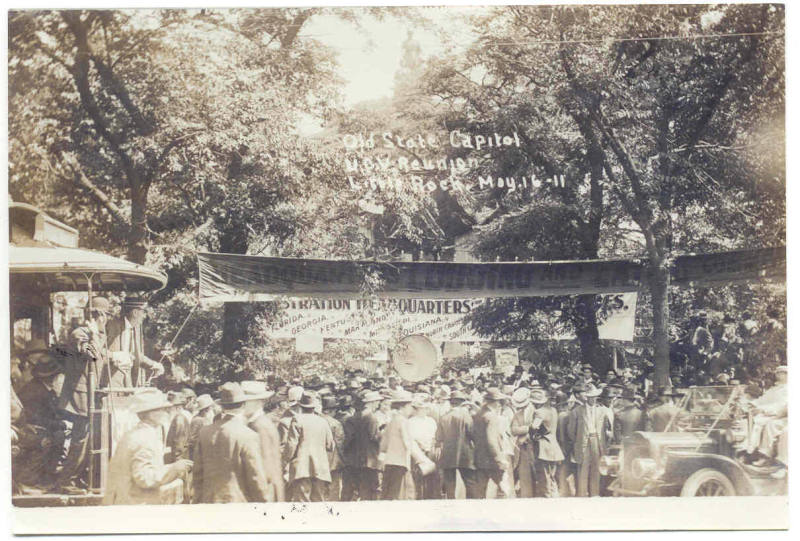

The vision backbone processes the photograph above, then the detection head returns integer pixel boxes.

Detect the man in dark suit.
[614,387,646,442]
[473,387,511,498]
[55,297,111,494]
[242,381,284,502]
[320,395,346,501]
[16,357,68,487]
[192,382,270,503]
[284,393,335,502]
[348,390,383,500]
[165,391,191,464]
[647,388,684,432]
[436,390,478,499]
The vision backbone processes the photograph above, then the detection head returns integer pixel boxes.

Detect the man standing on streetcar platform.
[54,296,111,494]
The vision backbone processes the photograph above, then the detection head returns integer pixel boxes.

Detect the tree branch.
[90,54,155,136]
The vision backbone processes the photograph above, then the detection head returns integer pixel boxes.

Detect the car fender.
[663,452,754,495]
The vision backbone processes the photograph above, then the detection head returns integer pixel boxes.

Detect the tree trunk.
[128,185,149,264]
[650,260,672,389]
[574,294,609,373]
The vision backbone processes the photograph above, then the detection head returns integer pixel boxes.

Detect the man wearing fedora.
[613,387,646,442]
[284,393,335,502]
[165,391,192,464]
[436,389,477,499]
[646,388,684,432]
[379,389,416,500]
[473,387,512,498]
[16,355,68,488]
[347,390,383,500]
[530,388,564,498]
[241,381,283,502]
[106,296,164,388]
[55,296,111,494]
[104,389,193,505]
[193,382,270,503]
[556,388,579,497]
[188,394,215,461]
[320,394,346,501]
[566,383,611,497]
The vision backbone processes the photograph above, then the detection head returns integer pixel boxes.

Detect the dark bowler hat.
[218,382,247,405]
[123,295,147,309]
[32,358,62,378]
[484,387,509,402]
[321,395,338,410]
[299,393,319,410]
[621,387,639,401]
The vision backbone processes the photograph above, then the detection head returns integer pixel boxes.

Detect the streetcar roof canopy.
[8,201,167,293]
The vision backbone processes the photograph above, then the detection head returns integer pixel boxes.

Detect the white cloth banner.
[268,293,637,342]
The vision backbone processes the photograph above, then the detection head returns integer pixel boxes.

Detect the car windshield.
[671,386,741,430]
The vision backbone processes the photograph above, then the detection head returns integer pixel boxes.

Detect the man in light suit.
[242,381,284,502]
[510,387,536,498]
[530,389,564,497]
[284,393,335,502]
[192,382,270,503]
[473,387,512,498]
[435,390,477,499]
[105,297,163,388]
[567,384,611,497]
[104,389,192,505]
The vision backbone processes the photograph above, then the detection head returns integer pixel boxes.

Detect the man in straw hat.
[379,389,415,500]
[106,296,164,388]
[192,382,270,503]
[530,388,564,497]
[473,387,512,498]
[436,389,478,499]
[510,387,536,498]
[566,383,611,497]
[284,393,335,502]
[55,296,111,494]
[556,385,580,497]
[104,389,193,505]
[242,381,283,502]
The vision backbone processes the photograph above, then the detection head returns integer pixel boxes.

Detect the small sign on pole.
[494,348,519,376]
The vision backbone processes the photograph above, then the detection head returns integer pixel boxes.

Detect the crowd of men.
[10,297,788,504]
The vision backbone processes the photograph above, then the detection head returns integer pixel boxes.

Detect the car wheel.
[680,468,736,497]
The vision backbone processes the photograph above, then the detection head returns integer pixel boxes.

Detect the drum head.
[392,334,438,382]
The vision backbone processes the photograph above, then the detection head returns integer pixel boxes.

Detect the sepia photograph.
[5,1,789,533]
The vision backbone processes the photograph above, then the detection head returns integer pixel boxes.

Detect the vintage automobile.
[604,385,788,497]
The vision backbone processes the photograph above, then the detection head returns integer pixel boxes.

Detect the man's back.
[193,414,269,503]
[437,406,475,469]
[472,408,505,470]
[286,412,334,483]
[104,422,168,505]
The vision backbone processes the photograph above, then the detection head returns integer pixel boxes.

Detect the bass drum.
[391,334,439,382]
